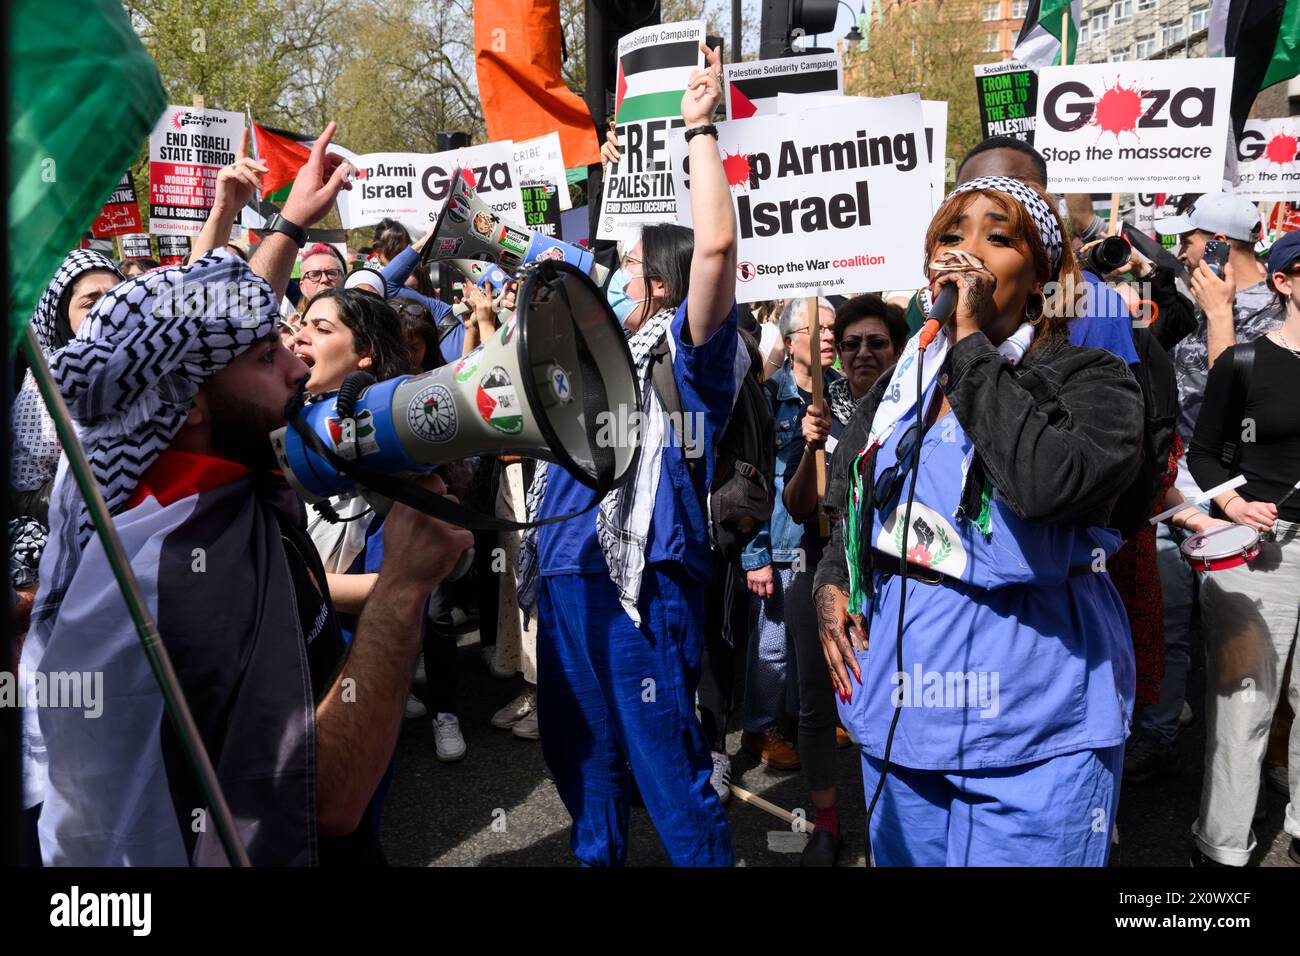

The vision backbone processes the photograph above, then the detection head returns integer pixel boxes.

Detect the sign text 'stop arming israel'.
[1234,118,1300,200]
[1034,58,1234,192]
[148,106,245,236]
[724,54,842,119]
[671,96,931,303]
[597,20,705,241]
[343,141,523,234]
[974,61,1037,143]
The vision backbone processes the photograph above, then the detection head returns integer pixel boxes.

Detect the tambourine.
[1180,523,1262,572]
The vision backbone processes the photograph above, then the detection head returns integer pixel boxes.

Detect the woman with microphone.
[812,177,1145,866]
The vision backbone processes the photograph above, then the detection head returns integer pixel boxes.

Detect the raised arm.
[188,129,266,264]
[249,122,353,301]
[682,43,736,347]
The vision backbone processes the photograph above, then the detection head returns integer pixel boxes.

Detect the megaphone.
[270,261,640,510]
[421,169,608,286]
[447,257,508,291]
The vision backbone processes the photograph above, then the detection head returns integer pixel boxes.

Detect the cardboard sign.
[91,172,143,238]
[521,182,562,239]
[121,233,153,259]
[597,20,705,241]
[343,141,524,233]
[158,234,191,265]
[671,96,931,302]
[1034,58,1234,192]
[777,93,948,211]
[1233,118,1300,200]
[149,105,244,236]
[974,61,1037,143]
[513,132,572,210]
[724,54,842,119]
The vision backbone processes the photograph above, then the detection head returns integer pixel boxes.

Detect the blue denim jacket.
[741,362,841,570]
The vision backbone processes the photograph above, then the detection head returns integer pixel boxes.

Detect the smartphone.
[1203,239,1230,279]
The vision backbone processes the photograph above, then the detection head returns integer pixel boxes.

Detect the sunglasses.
[874,420,921,511]
[303,268,343,282]
[839,335,892,353]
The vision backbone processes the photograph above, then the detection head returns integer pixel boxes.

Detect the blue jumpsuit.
[840,376,1135,866]
[534,299,737,866]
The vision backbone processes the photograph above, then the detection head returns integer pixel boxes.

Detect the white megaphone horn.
[421,169,608,286]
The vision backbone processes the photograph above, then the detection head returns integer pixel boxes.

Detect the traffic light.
[759,0,838,58]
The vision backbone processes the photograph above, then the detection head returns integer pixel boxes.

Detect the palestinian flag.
[725,56,843,120]
[613,25,703,126]
[1013,0,1081,70]
[9,0,165,353]
[251,123,312,201]
[1210,0,1300,141]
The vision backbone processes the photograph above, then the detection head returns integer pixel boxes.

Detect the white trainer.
[433,713,467,762]
[710,751,732,806]
[511,711,540,740]
[404,693,428,719]
[492,689,537,729]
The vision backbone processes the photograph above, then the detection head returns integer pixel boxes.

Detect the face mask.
[606,267,638,323]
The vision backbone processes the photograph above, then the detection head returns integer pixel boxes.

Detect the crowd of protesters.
[9,45,1298,868]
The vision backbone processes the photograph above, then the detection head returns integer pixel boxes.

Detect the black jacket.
[812,329,1145,597]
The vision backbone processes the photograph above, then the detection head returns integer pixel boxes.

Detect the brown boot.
[741,727,801,771]
[835,726,854,749]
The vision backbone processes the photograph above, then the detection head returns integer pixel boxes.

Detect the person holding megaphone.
[516,42,741,867]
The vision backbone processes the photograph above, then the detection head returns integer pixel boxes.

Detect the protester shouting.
[813,177,1144,866]
[21,123,473,865]
[517,43,741,867]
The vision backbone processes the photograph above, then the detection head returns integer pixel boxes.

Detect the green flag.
[8,0,166,353]
[1012,0,1081,69]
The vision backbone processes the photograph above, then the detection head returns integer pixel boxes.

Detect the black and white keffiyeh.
[30,249,122,354]
[825,375,863,427]
[947,175,1063,273]
[47,249,279,546]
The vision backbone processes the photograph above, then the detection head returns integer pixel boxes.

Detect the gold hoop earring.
[1026,290,1046,326]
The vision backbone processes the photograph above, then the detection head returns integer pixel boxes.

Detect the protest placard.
[343,141,524,234]
[1034,58,1233,192]
[776,93,947,210]
[671,96,930,302]
[121,233,153,259]
[91,172,143,238]
[724,53,842,119]
[158,234,190,265]
[521,182,563,238]
[597,20,705,242]
[513,132,572,210]
[1233,118,1300,200]
[148,105,244,236]
[974,61,1037,143]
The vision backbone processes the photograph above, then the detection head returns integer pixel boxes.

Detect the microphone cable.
[863,316,941,865]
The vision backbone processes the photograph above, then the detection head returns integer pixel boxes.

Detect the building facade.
[1074,0,1209,63]
[979,0,1028,60]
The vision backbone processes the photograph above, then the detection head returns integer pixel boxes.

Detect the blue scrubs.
[534,298,737,866]
[1069,273,1139,365]
[840,374,1135,865]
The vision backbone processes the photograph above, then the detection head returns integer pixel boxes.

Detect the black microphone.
[928,282,959,322]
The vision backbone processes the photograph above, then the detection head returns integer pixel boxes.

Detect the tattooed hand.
[814,584,868,703]
[931,266,998,343]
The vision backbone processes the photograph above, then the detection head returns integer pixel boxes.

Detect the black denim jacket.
[812,329,1145,597]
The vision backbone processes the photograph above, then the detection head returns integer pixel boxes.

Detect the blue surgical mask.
[606,267,638,323]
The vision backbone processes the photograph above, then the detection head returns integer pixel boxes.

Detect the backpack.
[649,327,775,562]
[1108,325,1178,539]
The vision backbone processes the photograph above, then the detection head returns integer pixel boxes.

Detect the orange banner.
[474,0,600,170]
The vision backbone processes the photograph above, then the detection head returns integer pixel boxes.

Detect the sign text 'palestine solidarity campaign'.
[724,54,842,119]
[671,96,930,302]
[1033,58,1233,192]
[148,106,244,236]
[598,20,705,241]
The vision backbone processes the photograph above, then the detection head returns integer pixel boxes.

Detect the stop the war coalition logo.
[1234,118,1300,199]
[1033,58,1232,192]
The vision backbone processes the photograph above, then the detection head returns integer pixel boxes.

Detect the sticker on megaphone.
[422,170,607,285]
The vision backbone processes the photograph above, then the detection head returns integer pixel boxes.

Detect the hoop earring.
[1026,290,1046,326]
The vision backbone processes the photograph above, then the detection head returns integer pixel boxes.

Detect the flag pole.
[1061,6,1070,64]
[21,327,250,868]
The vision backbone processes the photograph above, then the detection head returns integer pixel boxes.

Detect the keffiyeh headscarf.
[10,250,124,587]
[946,175,1063,273]
[48,249,279,546]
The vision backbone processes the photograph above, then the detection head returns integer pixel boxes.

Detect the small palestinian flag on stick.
[613,23,704,125]
[724,54,843,120]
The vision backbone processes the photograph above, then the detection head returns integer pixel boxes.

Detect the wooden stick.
[806,295,830,537]
[192,94,205,110]
[1107,192,1121,235]
[1061,7,1070,63]
[729,784,816,832]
